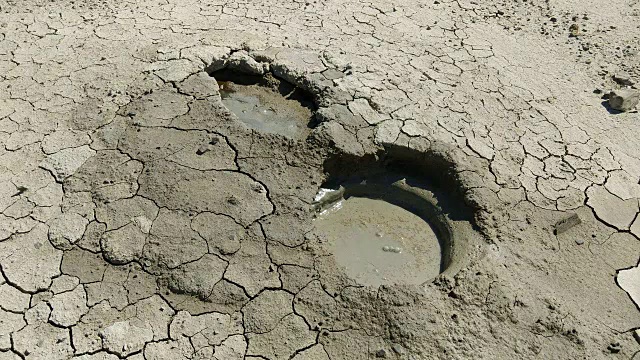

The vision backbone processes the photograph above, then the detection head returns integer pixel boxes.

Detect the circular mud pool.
[313,177,463,287]
[315,196,442,287]
[212,70,315,140]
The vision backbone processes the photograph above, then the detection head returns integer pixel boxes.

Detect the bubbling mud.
[212,70,315,140]
[314,195,442,287]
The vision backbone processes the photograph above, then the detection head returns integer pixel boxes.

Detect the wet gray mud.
[211,69,316,140]
[316,148,484,286]
[314,193,442,287]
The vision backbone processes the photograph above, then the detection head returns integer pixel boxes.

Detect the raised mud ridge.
[14,43,621,360]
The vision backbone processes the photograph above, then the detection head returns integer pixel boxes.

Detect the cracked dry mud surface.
[0,0,640,359]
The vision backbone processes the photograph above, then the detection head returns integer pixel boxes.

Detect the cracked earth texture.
[0,0,640,359]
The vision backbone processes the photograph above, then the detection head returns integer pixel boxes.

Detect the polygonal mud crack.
[47,48,494,360]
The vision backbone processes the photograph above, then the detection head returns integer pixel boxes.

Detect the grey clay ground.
[0,0,639,359]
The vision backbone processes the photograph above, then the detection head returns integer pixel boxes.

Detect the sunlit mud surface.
[218,81,313,139]
[314,196,442,287]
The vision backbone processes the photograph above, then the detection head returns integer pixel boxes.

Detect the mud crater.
[210,68,317,140]
[314,147,482,287]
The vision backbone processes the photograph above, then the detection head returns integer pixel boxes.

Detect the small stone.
[608,89,640,112]
[392,344,406,355]
[613,72,635,86]
[569,24,580,37]
[607,341,621,353]
[575,239,585,245]
[554,213,581,234]
[322,68,345,80]
[375,349,387,358]
[195,144,210,155]
[382,246,390,252]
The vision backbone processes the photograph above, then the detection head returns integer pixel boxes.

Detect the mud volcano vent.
[314,149,479,287]
[209,68,316,140]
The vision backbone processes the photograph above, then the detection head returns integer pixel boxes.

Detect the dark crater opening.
[209,68,318,139]
[313,145,480,286]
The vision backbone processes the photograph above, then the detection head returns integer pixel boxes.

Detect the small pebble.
[392,344,406,355]
[609,89,640,112]
[375,349,387,358]
[607,342,621,353]
[196,144,210,155]
[575,239,584,245]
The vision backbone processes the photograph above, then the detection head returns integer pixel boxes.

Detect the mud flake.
[163,279,249,315]
[13,323,72,360]
[143,209,208,271]
[211,334,247,360]
[243,290,294,333]
[246,313,316,359]
[119,127,236,170]
[99,320,154,357]
[348,98,387,125]
[191,212,244,255]
[617,262,640,310]
[49,285,88,327]
[0,224,62,292]
[165,254,227,300]
[224,231,281,297]
[0,282,30,312]
[61,248,108,284]
[170,310,242,347]
[42,130,91,155]
[144,338,193,360]
[279,264,318,293]
[40,145,96,181]
[119,87,189,127]
[49,274,80,294]
[64,150,143,203]
[85,266,130,310]
[0,308,26,349]
[101,222,147,264]
[95,196,158,231]
[177,71,221,99]
[71,302,123,354]
[48,212,89,250]
[587,185,638,230]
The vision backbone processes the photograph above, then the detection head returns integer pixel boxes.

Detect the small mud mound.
[210,69,316,140]
[315,146,483,286]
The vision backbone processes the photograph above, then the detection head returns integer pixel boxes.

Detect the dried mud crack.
[1,1,639,359]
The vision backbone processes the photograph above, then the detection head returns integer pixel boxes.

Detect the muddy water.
[218,81,312,139]
[314,196,442,287]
